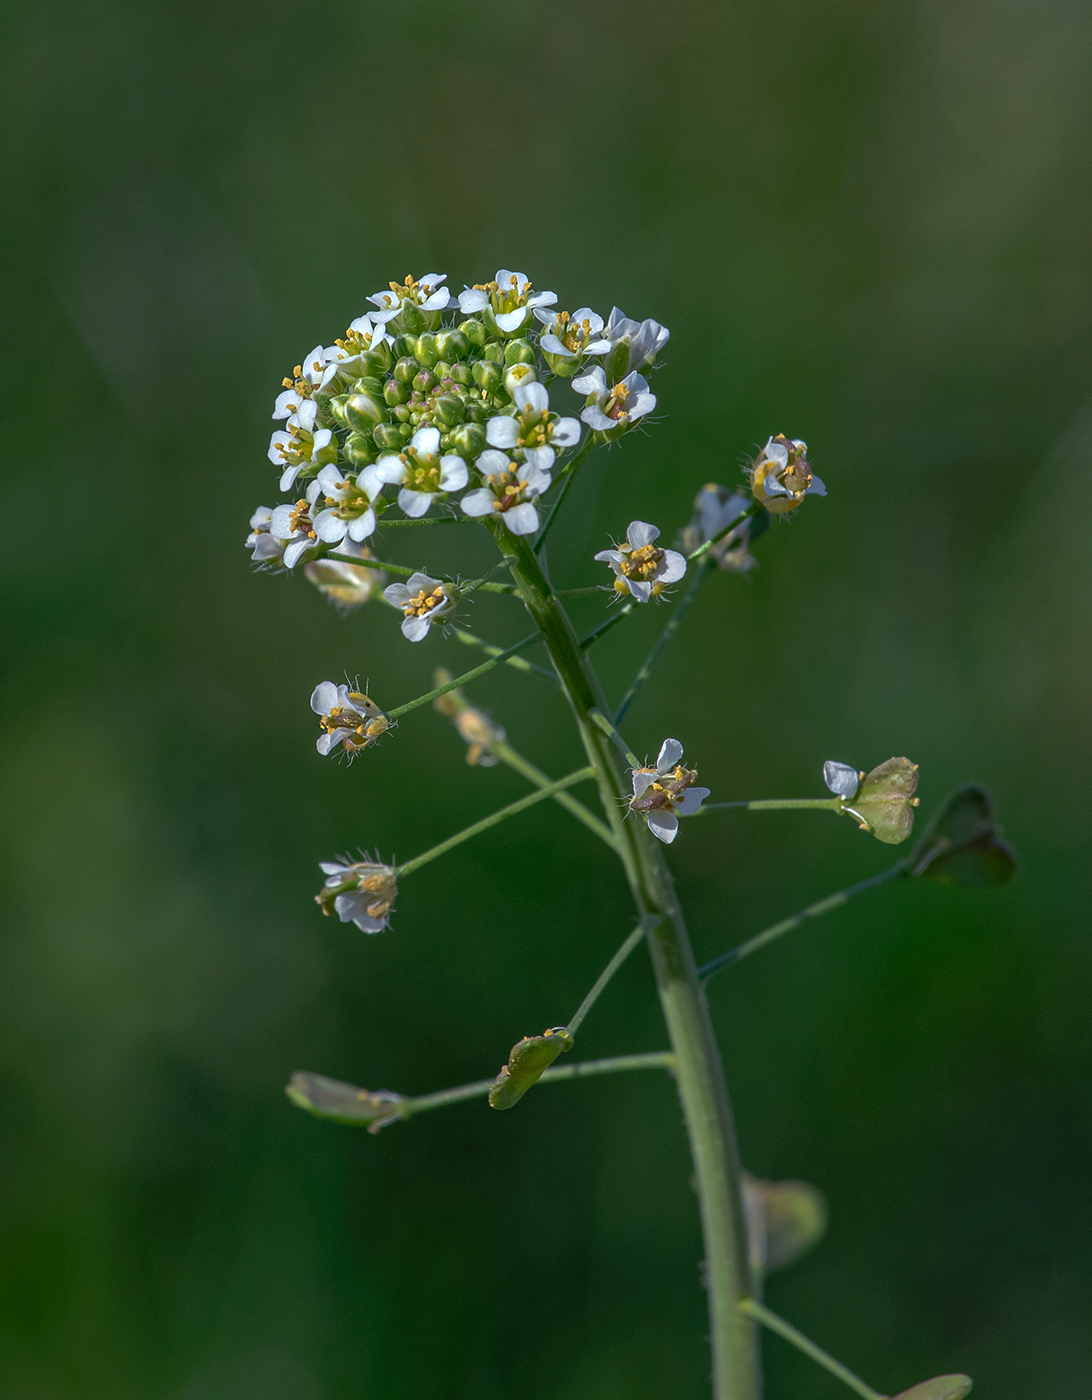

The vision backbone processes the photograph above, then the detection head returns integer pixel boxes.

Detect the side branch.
[740,1299,884,1400]
[615,558,713,723]
[386,631,545,719]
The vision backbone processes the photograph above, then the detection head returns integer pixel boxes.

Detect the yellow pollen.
[621,544,665,580]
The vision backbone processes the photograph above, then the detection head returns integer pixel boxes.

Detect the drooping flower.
[310,682,389,757]
[460,450,551,536]
[367,273,452,327]
[433,671,505,767]
[485,381,580,472]
[245,506,287,566]
[316,857,398,933]
[602,308,670,376]
[679,485,759,573]
[629,739,710,844]
[273,346,339,420]
[457,270,557,335]
[534,307,610,375]
[750,435,826,514]
[595,521,686,602]
[269,488,323,569]
[268,399,337,491]
[383,572,457,641]
[373,426,468,517]
[311,463,384,547]
[303,543,387,610]
[571,366,656,434]
[823,761,862,800]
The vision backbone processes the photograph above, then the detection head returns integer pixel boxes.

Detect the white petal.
[593,549,622,565]
[551,417,581,447]
[458,288,489,312]
[572,367,606,396]
[383,583,411,605]
[312,427,333,452]
[398,488,433,517]
[632,768,657,798]
[412,426,441,456]
[494,308,529,333]
[316,731,344,756]
[627,581,652,603]
[279,464,302,491]
[675,787,710,817]
[516,381,549,415]
[347,508,377,541]
[461,488,496,518]
[317,464,347,494]
[401,614,432,642]
[439,455,468,490]
[522,464,552,495]
[647,810,679,843]
[504,502,539,535]
[375,459,408,485]
[269,505,296,538]
[283,538,312,569]
[629,392,657,420]
[763,439,789,468]
[581,406,615,431]
[806,475,827,497]
[319,861,348,876]
[823,761,860,798]
[627,520,660,549]
[540,334,573,358]
[311,681,339,715]
[422,289,451,311]
[659,550,687,584]
[273,390,301,420]
[571,308,603,332]
[486,415,519,448]
[249,506,273,529]
[526,290,556,309]
[522,445,555,474]
[406,571,441,592]
[476,448,511,474]
[268,431,292,465]
[357,464,385,498]
[657,739,684,772]
[313,510,348,544]
[294,400,318,432]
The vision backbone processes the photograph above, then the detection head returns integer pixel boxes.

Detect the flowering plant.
[246,269,1015,1400]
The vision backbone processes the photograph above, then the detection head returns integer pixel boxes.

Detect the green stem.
[328,552,515,593]
[686,502,764,565]
[566,920,653,1036]
[376,515,467,528]
[556,586,613,600]
[492,523,760,1400]
[740,1299,884,1400]
[452,629,559,686]
[534,434,596,552]
[396,766,596,877]
[490,740,618,852]
[589,708,641,769]
[460,554,520,596]
[386,631,544,719]
[700,860,910,981]
[579,601,635,649]
[615,558,714,723]
[697,798,845,814]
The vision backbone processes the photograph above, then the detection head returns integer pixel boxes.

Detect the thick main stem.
[493,525,760,1400]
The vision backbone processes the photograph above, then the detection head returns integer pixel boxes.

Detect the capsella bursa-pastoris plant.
[246,270,1016,1400]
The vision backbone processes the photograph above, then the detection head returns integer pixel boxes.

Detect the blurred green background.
[3,0,1091,1396]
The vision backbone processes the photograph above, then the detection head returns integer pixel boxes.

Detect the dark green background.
[3,1,1091,1396]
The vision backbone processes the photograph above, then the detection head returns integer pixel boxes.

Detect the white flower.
[268,488,322,569]
[245,506,286,566]
[680,485,758,573]
[460,450,551,536]
[823,761,861,800]
[310,682,389,757]
[383,571,457,642]
[629,739,710,844]
[535,307,611,373]
[485,382,580,472]
[572,366,657,433]
[304,544,387,610]
[750,435,826,515]
[457,269,557,335]
[268,400,337,491]
[372,426,468,517]
[367,273,452,325]
[317,858,398,933]
[272,346,340,421]
[322,313,393,377]
[595,521,686,602]
[602,307,670,375]
[311,464,383,546]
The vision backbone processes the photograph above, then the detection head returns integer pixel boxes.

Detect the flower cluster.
[246,271,672,614]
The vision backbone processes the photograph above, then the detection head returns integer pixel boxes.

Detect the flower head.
[595,521,686,602]
[485,381,580,472]
[316,857,398,933]
[679,485,759,573]
[572,366,656,435]
[383,571,457,641]
[750,435,826,514]
[311,464,383,547]
[303,545,387,610]
[602,308,670,377]
[373,426,468,517]
[629,739,710,844]
[460,450,551,535]
[535,306,610,375]
[310,682,389,757]
[322,313,393,380]
[457,270,557,336]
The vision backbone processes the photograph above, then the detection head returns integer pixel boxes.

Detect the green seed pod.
[384,379,410,407]
[372,423,406,452]
[482,341,505,365]
[909,785,1016,886]
[503,337,535,367]
[401,301,427,334]
[433,394,465,427]
[413,368,437,395]
[890,1378,972,1400]
[458,317,488,349]
[434,328,470,362]
[326,394,352,428]
[344,432,376,466]
[361,343,392,375]
[844,757,919,844]
[415,332,439,367]
[393,356,420,384]
[473,360,503,394]
[286,1071,405,1132]
[488,1027,574,1110]
[449,422,487,458]
[344,391,388,431]
[449,360,472,385]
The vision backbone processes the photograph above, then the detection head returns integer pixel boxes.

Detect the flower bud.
[449,421,487,458]
[503,337,535,367]
[909,785,1015,886]
[741,1172,827,1274]
[449,360,473,385]
[304,551,386,610]
[488,1027,574,1110]
[344,391,388,431]
[890,1378,972,1400]
[412,368,437,395]
[355,374,385,396]
[433,394,465,427]
[504,363,537,399]
[344,431,376,466]
[458,317,488,349]
[393,355,420,384]
[400,300,427,334]
[285,1071,405,1132]
[361,343,392,375]
[414,332,439,366]
[482,341,506,365]
[326,394,352,428]
[434,328,469,361]
[472,360,504,394]
[384,378,410,407]
[373,422,409,451]
[843,757,920,844]
[392,334,418,359]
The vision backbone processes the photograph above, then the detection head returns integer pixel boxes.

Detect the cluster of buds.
[316,857,399,933]
[247,271,673,589]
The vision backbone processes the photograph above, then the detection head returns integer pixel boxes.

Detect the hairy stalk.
[740,1300,883,1400]
[386,631,544,719]
[491,522,761,1400]
[566,919,653,1036]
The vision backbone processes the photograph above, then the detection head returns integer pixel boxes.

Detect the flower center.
[405,585,448,618]
[621,544,665,580]
[401,446,442,493]
[322,479,372,519]
[631,766,698,815]
[486,467,529,512]
[557,312,594,352]
[606,383,631,421]
[288,500,316,539]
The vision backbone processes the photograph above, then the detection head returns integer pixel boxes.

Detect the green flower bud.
[415,332,439,367]
[384,379,410,407]
[361,343,392,375]
[473,360,503,394]
[373,422,407,452]
[344,391,388,431]
[401,301,427,334]
[286,1071,405,1132]
[909,785,1016,886]
[503,337,535,367]
[464,400,487,424]
[433,394,465,427]
[435,328,469,361]
[344,432,376,466]
[890,1378,972,1400]
[413,368,437,395]
[449,360,473,385]
[392,404,412,423]
[488,1026,574,1110]
[326,394,352,428]
[393,356,420,384]
[355,374,385,395]
[482,341,505,365]
[449,422,487,457]
[844,757,919,844]
[433,360,452,381]
[741,1173,827,1274]
[393,334,418,359]
[458,317,488,349]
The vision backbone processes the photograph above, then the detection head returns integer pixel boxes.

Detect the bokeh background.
[3,1,1092,1396]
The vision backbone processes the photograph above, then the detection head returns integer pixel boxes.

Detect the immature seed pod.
[344,392,388,431]
[503,337,535,367]
[488,1027,574,1110]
